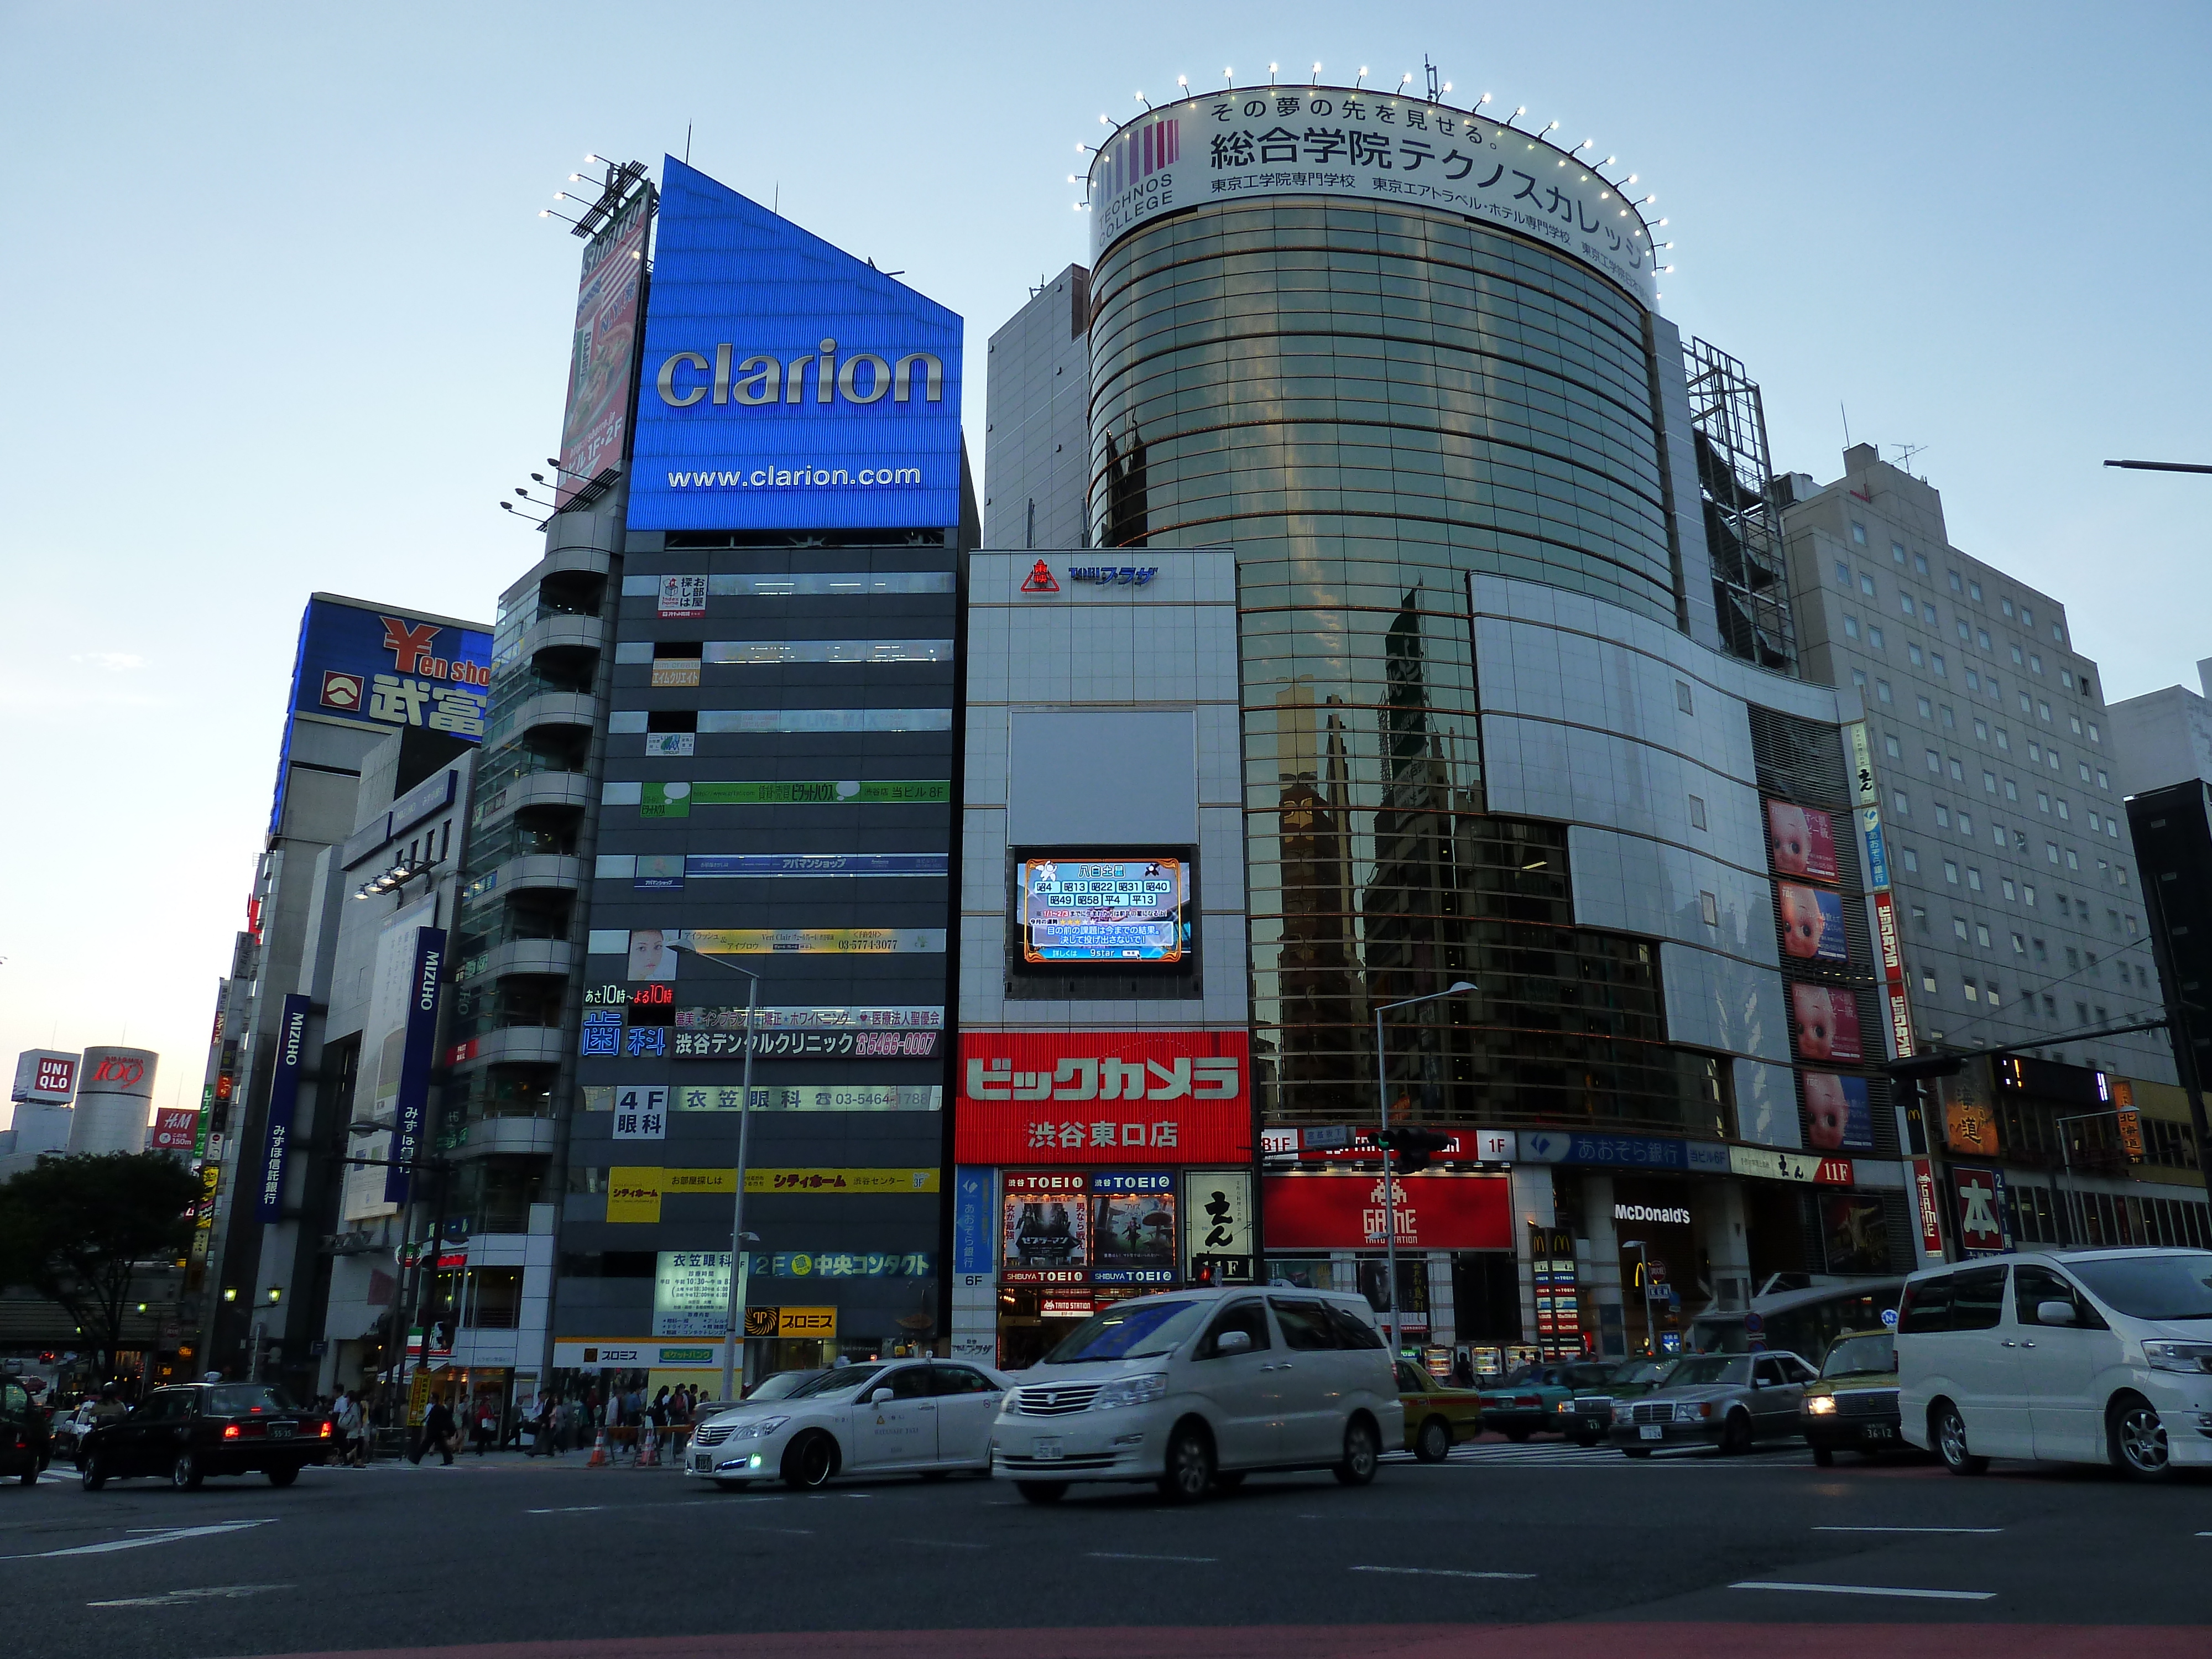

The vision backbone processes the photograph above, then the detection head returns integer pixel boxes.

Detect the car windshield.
[746,1370,824,1402]
[784,1365,888,1400]
[1042,1299,1209,1363]
[204,1385,295,1415]
[1609,1359,1674,1386]
[1664,1355,1750,1387]
[2069,1253,2212,1321]
[1822,1333,1896,1378]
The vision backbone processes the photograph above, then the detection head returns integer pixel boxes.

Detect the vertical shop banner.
[952,1167,993,1275]
[1911,1158,1947,1259]
[1183,1168,1255,1285]
[384,928,447,1206]
[1846,721,1879,806]
[254,994,312,1222]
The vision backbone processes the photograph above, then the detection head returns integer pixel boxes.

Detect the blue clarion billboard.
[626,158,964,534]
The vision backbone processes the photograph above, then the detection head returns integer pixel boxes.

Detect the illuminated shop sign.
[955,1032,1251,1166]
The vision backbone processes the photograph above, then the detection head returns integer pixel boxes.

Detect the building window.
[1993,823,2007,848]
[1953,917,1969,941]
[1901,846,1921,874]
[1910,644,1925,667]
[1987,982,2001,1008]
[2067,849,2080,871]
[1900,592,1917,618]
[2002,597,2016,618]
[1853,522,1869,545]
[1699,891,1719,927]
[1944,860,1960,885]
[1851,668,1868,691]
[2056,799,2070,822]
[2042,994,2056,1018]
[2108,820,2121,840]
[1932,652,1948,677]
[1860,573,1876,597]
[1949,570,1964,593]
[1977,628,1991,649]
[2047,842,2061,864]
[2024,884,2036,907]
[1918,695,1934,718]
[2088,722,2101,743]
[1916,554,1931,575]
[2038,700,2053,722]
[1936,803,1952,828]
[2031,656,2044,676]
[1941,705,1957,728]
[1911,905,1928,933]
[1877,679,1893,703]
[2021,606,2034,627]
[1835,559,1851,585]
[1675,680,1694,714]
[1964,978,1979,1002]
[2061,669,2074,690]
[2011,931,2025,953]
[1968,669,1981,691]
[1893,791,1910,816]
[1869,625,1886,650]
[2012,644,2025,665]
[2033,937,2047,961]
[1885,734,1902,759]
[1688,794,1707,830]
[1970,580,1984,601]
[1976,923,1992,947]
[2079,761,2092,782]
[1922,968,1939,993]
[1968,868,1984,892]
[1983,770,1997,794]
[2038,791,2052,813]
[1843,614,1860,640]
[1957,620,1971,643]
[2005,779,2019,801]
[2117,864,2129,888]
[2004,879,2017,901]
[1949,757,1965,780]
[1996,727,2010,750]
[1927,749,1943,774]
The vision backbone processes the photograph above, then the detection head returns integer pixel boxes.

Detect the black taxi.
[2,1375,52,1485]
[80,1383,330,1490]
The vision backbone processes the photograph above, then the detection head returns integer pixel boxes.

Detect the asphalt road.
[2,1438,2206,1659]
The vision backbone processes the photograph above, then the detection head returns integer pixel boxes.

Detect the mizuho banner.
[384,927,447,1206]
[626,158,963,533]
[254,994,312,1223]
[1089,87,1661,309]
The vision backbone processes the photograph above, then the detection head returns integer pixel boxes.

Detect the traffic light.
[1378,1126,1453,1173]
[1884,1054,1963,1157]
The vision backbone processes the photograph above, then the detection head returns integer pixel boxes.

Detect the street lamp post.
[671,942,761,1404]
[1371,981,1477,1355]
[342,1133,451,1452]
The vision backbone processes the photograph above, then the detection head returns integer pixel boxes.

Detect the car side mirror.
[867,1387,895,1405]
[1215,1329,1253,1355]
[2036,1300,2078,1327]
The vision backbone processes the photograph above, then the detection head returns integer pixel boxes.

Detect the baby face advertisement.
[1777,881,1847,963]
[1803,1070,1874,1151]
[1791,983,1863,1063]
[1766,800,1838,883]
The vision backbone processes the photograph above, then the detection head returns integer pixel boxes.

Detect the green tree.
[0,1153,199,1381]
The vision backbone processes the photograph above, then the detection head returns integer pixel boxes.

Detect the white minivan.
[989,1286,1405,1504]
[1896,1247,2212,1480]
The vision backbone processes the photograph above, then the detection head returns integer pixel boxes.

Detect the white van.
[1896,1247,2212,1480]
[989,1286,1405,1504]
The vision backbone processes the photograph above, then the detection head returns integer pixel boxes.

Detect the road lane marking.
[1350,1566,1537,1581]
[734,1525,815,1536]
[902,1538,989,1550]
[1089,1552,1218,1564]
[1731,1580,1994,1601]
[0,1520,275,1561]
[90,1584,290,1608]
[1814,1525,2003,1535]
[526,1506,607,1514]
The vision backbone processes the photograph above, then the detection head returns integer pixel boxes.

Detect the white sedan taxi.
[686,1359,1014,1491]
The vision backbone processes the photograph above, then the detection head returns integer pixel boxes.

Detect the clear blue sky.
[3,1,2205,1121]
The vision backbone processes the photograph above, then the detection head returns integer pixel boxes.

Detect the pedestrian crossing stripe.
[1385,1444,1807,1468]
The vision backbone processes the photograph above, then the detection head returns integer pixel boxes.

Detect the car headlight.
[1092,1374,1168,1411]
[1806,1395,1838,1416]
[2143,1341,2212,1374]
[1674,1402,1714,1423]
[1612,1405,1631,1425]
[725,1415,790,1439]
[1557,1400,1574,1413]
[1001,1388,1022,1413]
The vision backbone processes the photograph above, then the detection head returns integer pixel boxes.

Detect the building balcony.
[523,612,606,667]
[447,1116,560,1160]
[486,853,582,899]
[474,770,593,827]
[447,1026,567,1072]
[477,937,575,984]
[492,690,597,747]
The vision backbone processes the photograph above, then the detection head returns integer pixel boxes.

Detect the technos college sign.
[626,158,963,535]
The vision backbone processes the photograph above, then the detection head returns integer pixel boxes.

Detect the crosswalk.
[1387,1440,1809,1469]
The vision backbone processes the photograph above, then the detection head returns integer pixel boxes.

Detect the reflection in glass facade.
[1089,199,1725,1135]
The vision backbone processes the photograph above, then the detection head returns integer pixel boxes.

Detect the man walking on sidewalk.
[409,1392,457,1467]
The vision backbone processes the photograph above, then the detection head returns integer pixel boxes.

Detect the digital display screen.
[1019,857,1186,964]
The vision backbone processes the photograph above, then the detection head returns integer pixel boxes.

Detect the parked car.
[686,1359,1012,1491]
[79,1383,331,1490]
[1896,1247,2212,1481]
[989,1287,1405,1504]
[744,1369,827,1402]
[1561,1357,1677,1447]
[1478,1360,1618,1440]
[1395,1359,1485,1461]
[1801,1329,1902,1465]
[1610,1349,1817,1456]
[1,1375,51,1485]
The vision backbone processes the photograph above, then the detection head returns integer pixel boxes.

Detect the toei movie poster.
[1002,1172,1088,1272]
[1089,1172,1177,1284]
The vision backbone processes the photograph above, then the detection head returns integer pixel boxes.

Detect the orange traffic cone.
[586,1428,608,1468]
[637,1423,660,1468]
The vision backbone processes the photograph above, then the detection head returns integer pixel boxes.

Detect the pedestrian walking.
[410,1392,458,1466]
[471,1394,499,1455]
[332,1388,362,1466]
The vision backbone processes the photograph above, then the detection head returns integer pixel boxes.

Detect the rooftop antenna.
[1423,55,1441,102]
[1840,401,1851,448]
[684,123,692,164]
[1893,441,1929,476]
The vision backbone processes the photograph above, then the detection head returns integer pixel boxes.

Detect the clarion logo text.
[655,338,943,409]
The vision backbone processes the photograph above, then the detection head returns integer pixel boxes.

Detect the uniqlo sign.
[1262,1172,1512,1251]
[954,1031,1250,1166]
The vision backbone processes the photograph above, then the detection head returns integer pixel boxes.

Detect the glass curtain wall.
[1089,199,1719,1134]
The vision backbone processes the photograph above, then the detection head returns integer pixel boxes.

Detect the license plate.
[1031,1438,1063,1461]
[1639,1424,1664,1441]
[268,1425,294,1438]
[1862,1425,1896,1441]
